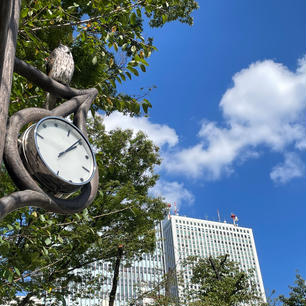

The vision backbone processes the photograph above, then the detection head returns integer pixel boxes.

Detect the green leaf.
[42,247,48,256]
[140,64,146,72]
[8,272,13,283]
[139,58,149,66]
[45,238,51,246]
[92,56,97,65]
[21,8,28,18]
[14,267,21,277]
[131,45,137,53]
[58,235,64,244]
[130,12,137,25]
[7,224,13,231]
[127,66,139,76]
[142,103,149,113]
[109,79,116,88]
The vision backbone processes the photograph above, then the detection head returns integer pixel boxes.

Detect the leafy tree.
[181,254,264,306]
[278,273,306,306]
[0,117,167,305]
[0,0,199,304]
[11,0,199,116]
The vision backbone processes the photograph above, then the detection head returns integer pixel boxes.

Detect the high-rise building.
[162,215,266,303]
[42,215,266,305]
[66,223,165,306]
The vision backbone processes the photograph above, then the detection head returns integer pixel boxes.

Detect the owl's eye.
[66,51,70,54]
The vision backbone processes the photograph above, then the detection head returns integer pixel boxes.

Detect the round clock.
[20,116,96,194]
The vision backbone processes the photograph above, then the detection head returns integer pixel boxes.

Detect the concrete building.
[162,214,266,303]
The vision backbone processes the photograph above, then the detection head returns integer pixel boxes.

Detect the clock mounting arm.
[0,58,99,219]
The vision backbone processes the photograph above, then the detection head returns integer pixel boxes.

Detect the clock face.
[34,116,96,186]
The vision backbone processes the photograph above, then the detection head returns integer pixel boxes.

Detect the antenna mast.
[217,209,221,222]
[174,202,179,216]
[167,203,171,220]
[230,213,239,226]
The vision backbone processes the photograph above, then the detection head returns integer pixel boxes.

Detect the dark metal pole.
[0,0,21,164]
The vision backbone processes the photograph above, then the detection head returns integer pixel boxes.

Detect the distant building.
[21,215,266,305]
[162,215,266,303]
[66,223,165,306]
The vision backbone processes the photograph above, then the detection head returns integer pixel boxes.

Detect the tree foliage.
[181,255,264,306]
[0,117,167,304]
[11,0,198,116]
[1,0,199,303]
[278,273,306,306]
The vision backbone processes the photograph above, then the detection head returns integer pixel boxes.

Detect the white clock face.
[34,117,96,185]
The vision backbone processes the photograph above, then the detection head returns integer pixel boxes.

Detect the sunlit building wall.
[162,215,266,303]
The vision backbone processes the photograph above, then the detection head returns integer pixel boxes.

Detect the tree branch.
[109,245,124,306]
[18,0,146,33]
[20,15,105,32]
[208,256,221,281]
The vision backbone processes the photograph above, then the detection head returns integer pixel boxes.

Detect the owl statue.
[45,44,74,110]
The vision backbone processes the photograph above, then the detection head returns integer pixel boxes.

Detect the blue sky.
[103,0,305,298]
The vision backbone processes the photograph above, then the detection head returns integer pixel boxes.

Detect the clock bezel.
[20,116,97,194]
[33,116,97,187]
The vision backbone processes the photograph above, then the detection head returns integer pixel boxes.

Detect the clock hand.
[58,145,77,157]
[58,139,81,158]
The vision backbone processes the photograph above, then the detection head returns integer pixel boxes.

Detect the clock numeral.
[36,132,44,139]
[56,170,59,176]
[67,130,70,137]
[80,178,84,182]
[85,155,89,160]
[43,124,47,128]
[69,180,72,183]
[54,123,58,127]
[82,166,90,173]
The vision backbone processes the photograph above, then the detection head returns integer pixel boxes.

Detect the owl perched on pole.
[45,44,74,110]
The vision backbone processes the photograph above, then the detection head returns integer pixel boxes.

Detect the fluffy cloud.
[149,180,194,208]
[164,58,306,181]
[270,152,305,184]
[102,111,178,148]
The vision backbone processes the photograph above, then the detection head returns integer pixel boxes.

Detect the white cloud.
[270,152,305,184]
[164,58,306,181]
[102,111,178,148]
[149,180,194,209]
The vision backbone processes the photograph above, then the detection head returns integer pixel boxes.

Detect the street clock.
[20,116,96,194]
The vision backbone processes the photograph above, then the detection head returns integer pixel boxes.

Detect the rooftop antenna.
[167,203,171,220]
[230,213,239,226]
[217,209,221,222]
[174,202,179,216]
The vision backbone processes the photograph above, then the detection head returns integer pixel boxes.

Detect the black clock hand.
[58,139,81,158]
[58,145,77,157]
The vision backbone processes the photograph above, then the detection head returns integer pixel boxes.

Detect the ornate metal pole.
[0,0,21,165]
[0,3,99,219]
